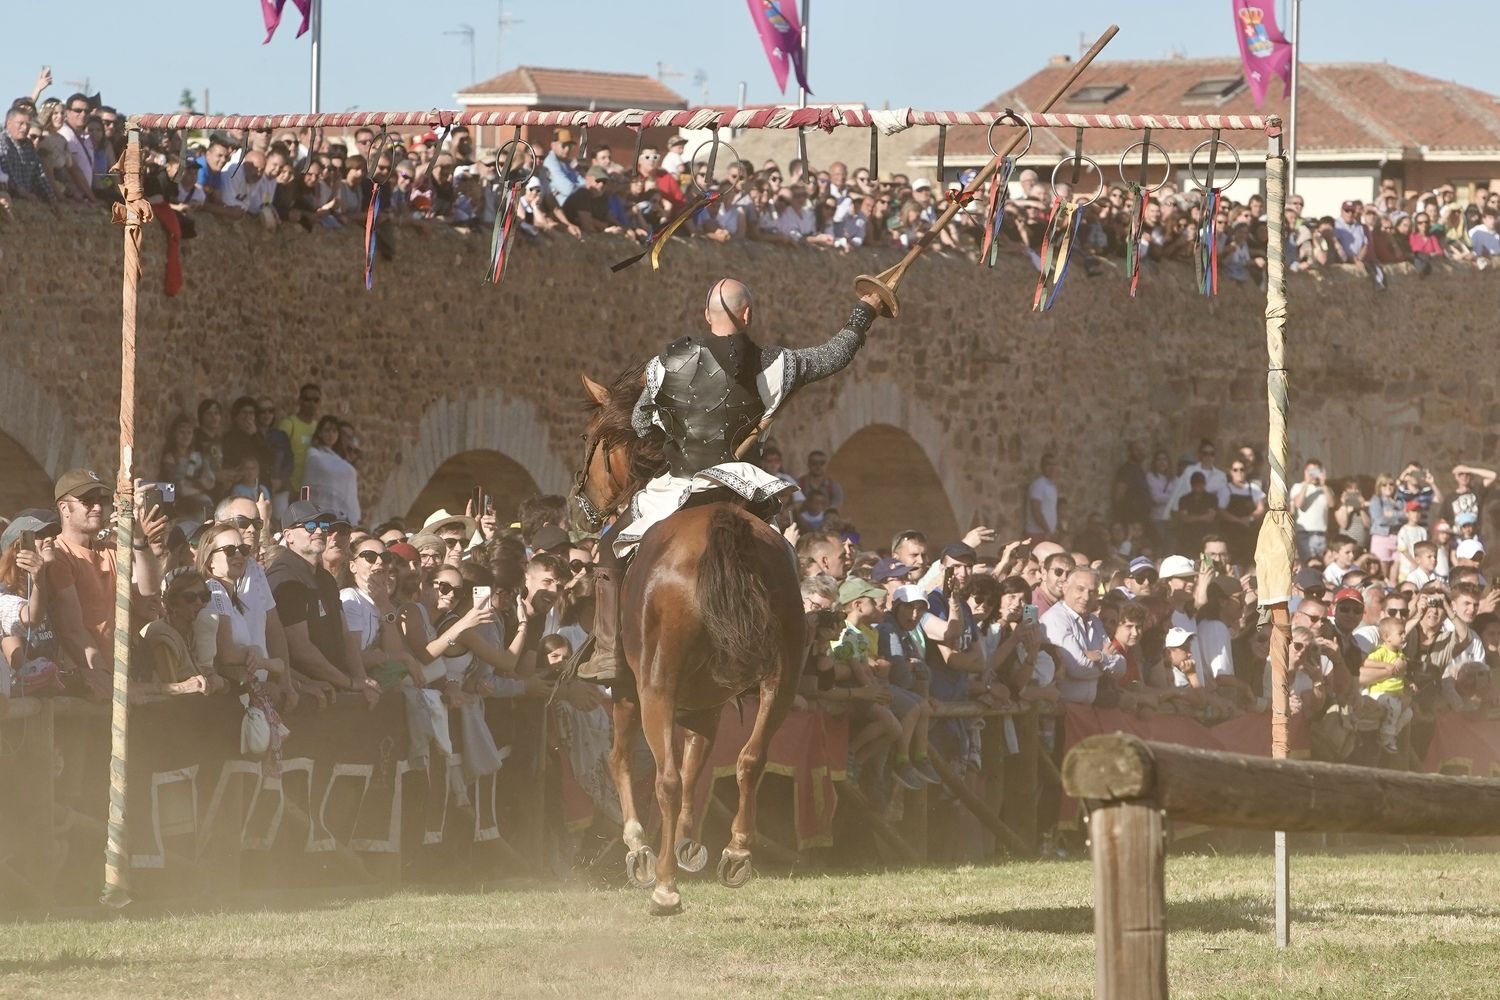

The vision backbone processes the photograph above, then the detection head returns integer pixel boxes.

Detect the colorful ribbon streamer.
[1197,187,1220,297]
[980,155,1016,268]
[363,183,382,290]
[1124,182,1146,297]
[611,190,720,273]
[1032,196,1083,312]
[485,182,522,285]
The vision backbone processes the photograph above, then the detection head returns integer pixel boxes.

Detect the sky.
[9,0,1499,116]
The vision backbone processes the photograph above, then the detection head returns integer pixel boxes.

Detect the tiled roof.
[457,66,686,110]
[916,57,1500,163]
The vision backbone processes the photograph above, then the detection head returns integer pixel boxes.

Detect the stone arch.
[369,389,572,524]
[0,364,90,512]
[815,378,967,548]
[404,450,542,527]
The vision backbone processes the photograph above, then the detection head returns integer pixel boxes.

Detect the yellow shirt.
[278,413,318,490]
[1366,644,1405,695]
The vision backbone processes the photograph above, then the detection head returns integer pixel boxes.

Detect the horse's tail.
[697,507,782,693]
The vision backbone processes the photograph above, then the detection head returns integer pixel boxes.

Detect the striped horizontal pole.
[129,107,1277,134]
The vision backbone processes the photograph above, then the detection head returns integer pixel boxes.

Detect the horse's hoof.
[626,847,657,889]
[716,849,754,889]
[675,837,709,874]
[647,884,682,916]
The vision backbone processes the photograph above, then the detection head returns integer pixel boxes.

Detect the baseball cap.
[1333,586,1364,607]
[284,499,333,527]
[525,175,543,190]
[940,541,977,565]
[1164,626,1194,649]
[891,584,929,606]
[912,178,933,191]
[553,127,574,144]
[387,541,419,563]
[870,557,913,583]
[0,508,60,552]
[1455,511,1479,527]
[587,164,609,180]
[1456,539,1486,560]
[1405,500,1423,512]
[1128,556,1157,577]
[530,525,571,555]
[1158,555,1195,580]
[1341,199,1358,211]
[54,468,111,501]
[667,135,687,147]
[1294,567,1325,591]
[838,576,887,606]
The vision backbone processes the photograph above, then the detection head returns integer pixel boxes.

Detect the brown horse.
[572,369,806,915]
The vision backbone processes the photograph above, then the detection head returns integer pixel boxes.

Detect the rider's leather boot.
[576,561,620,683]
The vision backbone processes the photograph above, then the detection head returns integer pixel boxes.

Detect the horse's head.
[571,371,641,532]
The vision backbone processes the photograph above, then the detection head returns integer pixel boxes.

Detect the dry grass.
[2,851,1497,999]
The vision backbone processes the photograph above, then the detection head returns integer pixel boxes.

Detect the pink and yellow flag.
[261,0,311,44]
[1232,0,1292,106]
[746,0,811,95]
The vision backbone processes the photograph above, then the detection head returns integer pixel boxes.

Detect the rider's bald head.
[704,278,752,334]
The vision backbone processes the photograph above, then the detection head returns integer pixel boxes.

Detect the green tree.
[178,88,197,112]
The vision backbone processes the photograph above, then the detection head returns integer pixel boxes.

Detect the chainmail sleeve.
[784,301,877,389]
[630,357,665,437]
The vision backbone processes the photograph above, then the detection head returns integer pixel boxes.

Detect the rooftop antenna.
[445,24,477,84]
[496,1,524,73]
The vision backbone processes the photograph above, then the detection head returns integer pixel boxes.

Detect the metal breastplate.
[656,333,765,478]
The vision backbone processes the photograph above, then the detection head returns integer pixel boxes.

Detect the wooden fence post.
[1088,799,1168,1000]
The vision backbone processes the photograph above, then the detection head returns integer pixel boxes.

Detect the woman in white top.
[341,537,425,690]
[197,525,283,686]
[302,415,362,524]
[398,564,530,705]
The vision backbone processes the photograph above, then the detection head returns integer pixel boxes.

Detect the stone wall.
[3,203,1498,545]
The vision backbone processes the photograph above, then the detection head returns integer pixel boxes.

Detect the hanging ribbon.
[1031,195,1083,312]
[1197,187,1221,297]
[486,181,522,285]
[611,190,721,273]
[980,155,1016,268]
[363,182,382,290]
[1124,182,1147,297]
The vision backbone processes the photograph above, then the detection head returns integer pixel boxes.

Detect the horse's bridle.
[572,428,624,530]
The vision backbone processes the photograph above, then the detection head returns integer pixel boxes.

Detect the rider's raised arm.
[784,301,878,389]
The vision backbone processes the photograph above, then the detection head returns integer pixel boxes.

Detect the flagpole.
[796,0,809,168]
[1286,0,1300,195]
[309,0,322,114]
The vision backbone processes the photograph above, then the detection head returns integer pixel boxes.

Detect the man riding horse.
[575,277,885,682]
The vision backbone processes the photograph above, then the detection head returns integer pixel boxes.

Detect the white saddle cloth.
[613,462,795,556]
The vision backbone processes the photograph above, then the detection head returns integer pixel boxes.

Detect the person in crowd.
[0,511,65,695]
[302,415,361,525]
[136,567,229,697]
[159,413,215,519]
[1040,566,1124,704]
[278,383,322,493]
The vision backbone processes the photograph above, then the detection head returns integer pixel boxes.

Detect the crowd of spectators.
[6,67,1499,283]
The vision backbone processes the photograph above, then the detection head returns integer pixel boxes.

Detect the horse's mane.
[589,363,667,497]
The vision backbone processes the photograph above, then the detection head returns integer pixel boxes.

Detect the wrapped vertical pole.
[102,125,146,909]
[1254,117,1293,948]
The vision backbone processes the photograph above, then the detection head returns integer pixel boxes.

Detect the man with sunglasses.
[635,145,684,214]
[1031,552,1076,616]
[46,469,168,695]
[1115,556,1158,600]
[53,92,96,201]
[264,499,373,701]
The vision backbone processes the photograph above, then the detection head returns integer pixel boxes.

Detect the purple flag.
[262,0,311,44]
[746,0,812,96]
[1232,0,1292,106]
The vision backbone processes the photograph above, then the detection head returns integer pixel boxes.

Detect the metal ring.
[1187,137,1241,191]
[493,137,539,186]
[1117,141,1173,194]
[1049,155,1104,207]
[687,137,742,197]
[986,111,1033,160]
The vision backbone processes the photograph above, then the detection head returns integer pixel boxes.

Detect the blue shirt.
[542,151,583,205]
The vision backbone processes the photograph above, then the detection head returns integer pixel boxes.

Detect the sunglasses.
[1049,567,1070,576]
[1301,613,1324,624]
[435,581,461,595]
[442,537,466,550]
[296,520,333,533]
[1290,641,1307,650]
[1133,573,1158,585]
[212,543,253,558]
[67,105,89,114]
[224,515,263,531]
[68,493,113,508]
[570,560,595,574]
[355,550,397,565]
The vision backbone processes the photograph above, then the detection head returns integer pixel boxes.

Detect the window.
[1183,78,1245,104]
[1070,84,1128,105]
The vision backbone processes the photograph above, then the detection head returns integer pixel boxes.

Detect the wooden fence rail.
[1062,733,1500,1000]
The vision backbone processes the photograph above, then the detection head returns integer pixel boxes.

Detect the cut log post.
[1063,733,1500,837]
[838,782,920,865]
[927,751,1030,856]
[1090,799,1168,1000]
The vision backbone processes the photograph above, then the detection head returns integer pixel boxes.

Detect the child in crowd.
[1406,540,1440,589]
[829,577,902,783]
[540,634,572,674]
[1362,617,1413,754]
[1395,502,1428,582]
[875,584,940,787]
